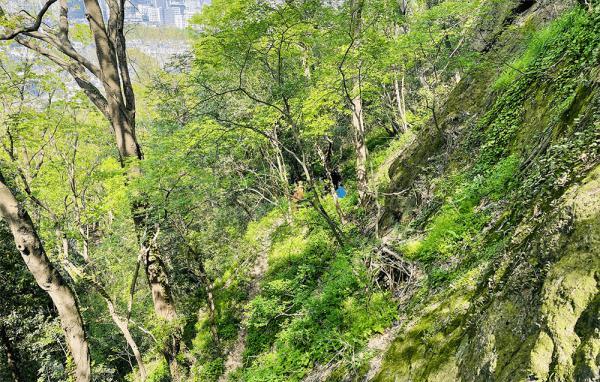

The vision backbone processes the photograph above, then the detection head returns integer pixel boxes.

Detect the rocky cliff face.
[373,1,600,381]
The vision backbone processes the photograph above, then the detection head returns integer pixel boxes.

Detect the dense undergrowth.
[183,201,396,382]
[129,3,600,382]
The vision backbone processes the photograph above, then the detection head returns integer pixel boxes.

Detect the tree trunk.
[298,161,344,246]
[0,174,91,382]
[83,1,181,371]
[84,0,178,328]
[82,0,141,163]
[109,308,147,382]
[204,282,219,344]
[1,0,180,375]
[272,127,293,222]
[393,74,409,133]
[143,244,182,378]
[0,323,23,382]
[349,0,369,206]
[61,241,147,381]
[351,88,369,205]
[95,283,147,382]
[195,260,220,346]
[317,146,346,225]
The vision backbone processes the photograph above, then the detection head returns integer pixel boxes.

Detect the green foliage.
[237,213,395,382]
[395,5,600,290]
[402,155,519,264]
[493,9,591,90]
[2,1,599,381]
[0,227,70,382]
[146,360,171,382]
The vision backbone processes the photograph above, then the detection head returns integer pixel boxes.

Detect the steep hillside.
[181,2,600,381]
[371,2,600,381]
[1,1,597,381]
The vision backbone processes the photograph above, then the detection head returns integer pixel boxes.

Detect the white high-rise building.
[164,6,186,29]
[144,6,163,24]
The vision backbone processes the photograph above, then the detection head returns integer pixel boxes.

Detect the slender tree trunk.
[143,244,182,377]
[317,146,346,225]
[2,1,180,375]
[60,234,148,381]
[349,0,369,206]
[400,0,409,15]
[84,1,179,332]
[110,310,147,382]
[195,259,219,346]
[298,160,345,246]
[393,74,408,132]
[351,85,369,205]
[275,149,293,222]
[205,283,219,343]
[392,1,410,133]
[300,42,311,79]
[0,324,23,382]
[282,116,344,245]
[0,174,91,382]
[272,128,293,222]
[94,282,147,382]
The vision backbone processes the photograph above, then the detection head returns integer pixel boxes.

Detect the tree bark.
[82,1,181,370]
[194,259,220,346]
[92,280,147,382]
[272,127,293,222]
[82,0,178,329]
[351,86,369,205]
[349,0,369,205]
[82,0,141,163]
[0,173,91,382]
[0,323,23,382]
[393,74,409,133]
[143,244,182,378]
[60,232,148,381]
[108,305,147,382]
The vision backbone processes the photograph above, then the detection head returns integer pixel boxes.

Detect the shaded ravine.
[219,218,285,381]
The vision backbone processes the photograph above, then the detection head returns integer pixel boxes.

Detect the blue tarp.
[336,186,347,199]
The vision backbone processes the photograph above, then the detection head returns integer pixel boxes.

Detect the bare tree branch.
[0,0,58,40]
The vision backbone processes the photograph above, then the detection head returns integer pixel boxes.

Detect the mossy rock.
[374,165,600,382]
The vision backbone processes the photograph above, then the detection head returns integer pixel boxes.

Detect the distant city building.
[54,0,210,28]
[125,0,209,28]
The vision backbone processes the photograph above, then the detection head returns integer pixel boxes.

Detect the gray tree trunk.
[0,173,91,382]
[350,0,369,205]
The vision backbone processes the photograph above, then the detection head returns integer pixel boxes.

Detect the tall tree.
[0,170,91,382]
[191,0,345,244]
[0,0,181,373]
[340,0,369,205]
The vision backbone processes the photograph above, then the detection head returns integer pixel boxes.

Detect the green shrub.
[146,360,170,382]
[238,214,395,381]
[404,155,519,265]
